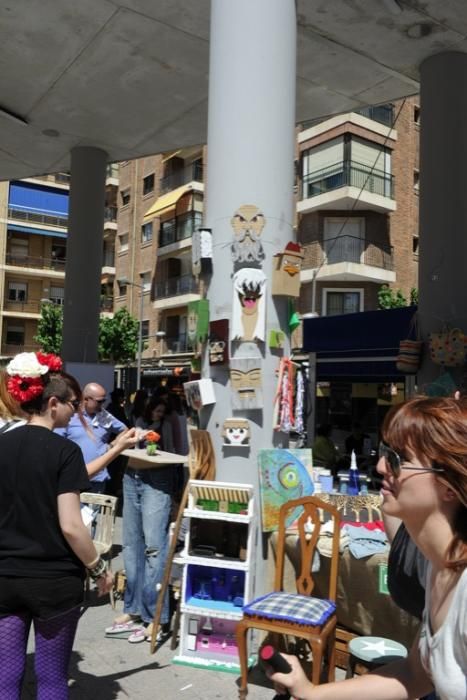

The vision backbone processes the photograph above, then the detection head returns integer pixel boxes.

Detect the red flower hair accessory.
[7,375,45,403]
[36,352,63,373]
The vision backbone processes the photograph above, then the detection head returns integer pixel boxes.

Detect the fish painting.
[258,449,314,532]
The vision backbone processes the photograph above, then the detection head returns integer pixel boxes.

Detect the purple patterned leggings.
[0,607,80,699]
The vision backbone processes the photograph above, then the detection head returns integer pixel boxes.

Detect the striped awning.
[143,184,193,222]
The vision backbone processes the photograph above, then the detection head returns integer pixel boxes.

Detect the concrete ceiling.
[1,0,467,181]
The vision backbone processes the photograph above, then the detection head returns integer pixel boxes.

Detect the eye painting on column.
[231,268,267,342]
[209,319,229,365]
[271,241,304,297]
[222,418,250,447]
[230,357,263,410]
[230,204,266,265]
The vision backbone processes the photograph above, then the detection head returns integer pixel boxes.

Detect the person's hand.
[266,654,315,699]
[114,428,140,451]
[95,569,114,597]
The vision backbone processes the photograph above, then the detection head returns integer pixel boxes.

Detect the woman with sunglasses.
[0,352,113,699]
[268,396,467,700]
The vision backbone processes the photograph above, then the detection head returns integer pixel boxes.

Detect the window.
[141,320,149,339]
[121,189,131,206]
[323,288,363,316]
[140,272,151,292]
[413,236,419,257]
[6,323,24,346]
[118,281,127,296]
[143,174,155,195]
[414,105,421,126]
[141,222,153,244]
[414,170,420,193]
[160,218,176,246]
[119,233,129,252]
[50,286,65,305]
[51,243,66,262]
[323,217,365,265]
[8,281,27,302]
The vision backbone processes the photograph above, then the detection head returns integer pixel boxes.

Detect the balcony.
[158,211,202,249]
[299,161,396,214]
[300,235,396,284]
[100,296,114,312]
[3,298,42,316]
[106,164,119,186]
[162,334,189,354]
[1,343,38,357]
[8,206,68,229]
[298,161,396,215]
[5,253,66,273]
[154,274,199,299]
[160,162,203,194]
[354,104,394,127]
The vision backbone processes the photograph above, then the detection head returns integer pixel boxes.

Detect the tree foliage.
[377,285,419,310]
[34,301,63,354]
[98,307,139,364]
[34,303,140,364]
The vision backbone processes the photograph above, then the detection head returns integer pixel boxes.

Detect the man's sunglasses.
[85,397,106,404]
[378,441,444,478]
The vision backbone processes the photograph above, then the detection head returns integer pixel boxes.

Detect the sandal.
[105,617,142,638]
[128,625,149,644]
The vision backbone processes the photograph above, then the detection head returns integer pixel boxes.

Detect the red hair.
[382,396,467,570]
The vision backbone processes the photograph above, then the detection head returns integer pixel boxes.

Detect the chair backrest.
[275,496,340,602]
[80,492,118,554]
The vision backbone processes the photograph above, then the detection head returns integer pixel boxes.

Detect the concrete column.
[62,147,107,363]
[418,53,467,387]
[204,0,296,487]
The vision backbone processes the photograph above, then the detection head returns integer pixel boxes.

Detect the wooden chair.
[80,492,118,608]
[236,496,340,699]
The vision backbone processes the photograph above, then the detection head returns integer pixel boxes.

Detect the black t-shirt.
[0,425,90,578]
[387,522,428,621]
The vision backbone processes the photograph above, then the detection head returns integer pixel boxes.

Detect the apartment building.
[114,148,205,385]
[296,97,419,321]
[0,167,119,360]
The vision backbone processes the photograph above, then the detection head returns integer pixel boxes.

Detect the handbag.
[396,339,423,374]
[429,327,465,367]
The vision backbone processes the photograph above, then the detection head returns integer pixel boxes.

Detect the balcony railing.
[8,206,68,228]
[354,104,394,127]
[3,298,42,314]
[306,235,394,270]
[159,161,203,194]
[154,274,199,299]
[162,334,189,354]
[1,343,38,356]
[100,297,114,311]
[5,253,66,271]
[104,206,118,222]
[302,160,394,200]
[159,212,202,248]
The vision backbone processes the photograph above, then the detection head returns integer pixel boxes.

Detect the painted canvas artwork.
[258,448,314,532]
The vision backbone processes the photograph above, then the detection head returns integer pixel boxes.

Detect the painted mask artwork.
[209,319,229,365]
[231,204,266,265]
[192,228,213,277]
[231,268,267,342]
[271,241,304,298]
[222,418,250,447]
[230,357,263,410]
[258,448,314,531]
[187,300,210,352]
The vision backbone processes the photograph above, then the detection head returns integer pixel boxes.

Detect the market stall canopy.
[1,1,466,181]
[303,306,418,381]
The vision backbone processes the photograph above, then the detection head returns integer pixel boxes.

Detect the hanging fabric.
[273,358,296,432]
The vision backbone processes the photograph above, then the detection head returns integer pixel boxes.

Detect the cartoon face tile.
[229,358,263,410]
[222,418,250,447]
[231,204,266,265]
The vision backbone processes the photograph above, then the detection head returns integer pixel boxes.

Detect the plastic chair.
[80,492,118,608]
[236,496,340,699]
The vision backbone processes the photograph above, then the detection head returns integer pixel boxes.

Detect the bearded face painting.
[231,204,266,265]
[231,268,267,342]
[222,418,250,447]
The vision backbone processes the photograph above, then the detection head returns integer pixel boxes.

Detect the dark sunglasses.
[378,441,444,478]
[67,399,81,411]
[86,397,106,404]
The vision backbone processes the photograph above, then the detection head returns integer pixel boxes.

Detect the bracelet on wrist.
[86,557,107,580]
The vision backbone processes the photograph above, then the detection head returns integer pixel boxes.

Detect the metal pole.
[136,287,143,390]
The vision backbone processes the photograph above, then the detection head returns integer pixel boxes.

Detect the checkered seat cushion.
[243,592,336,626]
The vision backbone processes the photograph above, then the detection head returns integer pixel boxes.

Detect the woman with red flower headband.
[0,351,113,699]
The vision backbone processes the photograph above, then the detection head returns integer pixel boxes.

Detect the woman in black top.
[0,351,113,699]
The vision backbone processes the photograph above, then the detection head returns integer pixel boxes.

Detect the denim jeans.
[122,468,173,624]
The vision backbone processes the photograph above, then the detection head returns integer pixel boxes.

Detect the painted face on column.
[231,268,267,342]
[222,418,250,447]
[231,204,266,264]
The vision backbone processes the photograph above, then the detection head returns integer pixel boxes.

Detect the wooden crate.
[335,626,358,670]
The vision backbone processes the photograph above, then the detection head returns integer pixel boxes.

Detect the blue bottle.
[348,450,360,496]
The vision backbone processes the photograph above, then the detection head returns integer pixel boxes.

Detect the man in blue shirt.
[56,382,128,493]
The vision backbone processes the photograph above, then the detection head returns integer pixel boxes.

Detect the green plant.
[98,307,139,364]
[34,301,63,354]
[377,285,408,310]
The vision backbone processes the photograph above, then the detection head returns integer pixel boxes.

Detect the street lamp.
[120,277,144,390]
